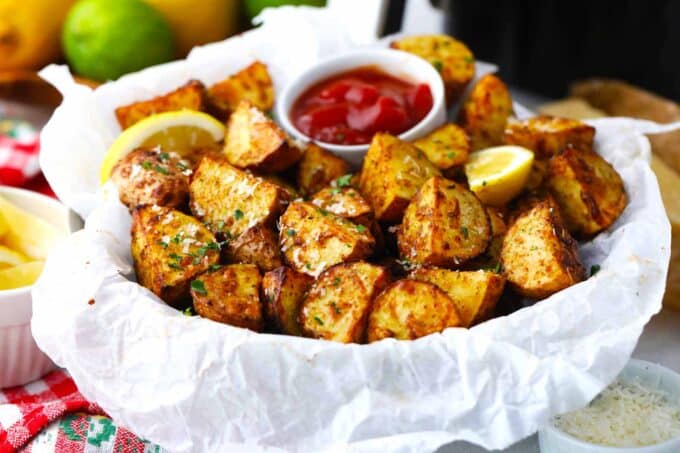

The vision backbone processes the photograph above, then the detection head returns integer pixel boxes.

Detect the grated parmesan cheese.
[553,379,680,447]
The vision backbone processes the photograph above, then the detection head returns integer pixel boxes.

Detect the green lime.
[244,0,326,21]
[62,0,175,81]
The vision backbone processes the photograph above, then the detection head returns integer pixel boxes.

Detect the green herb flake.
[233,209,244,220]
[330,187,342,195]
[305,262,312,270]
[191,280,207,295]
[460,226,469,239]
[168,262,182,270]
[482,180,487,186]
[431,60,444,72]
[333,277,341,286]
[286,229,296,237]
[141,161,152,170]
[216,220,225,231]
[464,55,474,64]
[153,165,169,175]
[318,208,329,216]
[330,301,341,314]
[355,224,367,233]
[183,307,194,316]
[171,234,182,244]
[590,264,601,276]
[160,152,170,161]
[447,152,456,159]
[336,174,352,188]
[209,264,223,272]
[176,161,189,171]
[314,316,324,325]
[157,240,168,249]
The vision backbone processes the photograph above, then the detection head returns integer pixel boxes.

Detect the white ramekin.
[0,186,82,388]
[275,48,447,166]
[538,359,680,453]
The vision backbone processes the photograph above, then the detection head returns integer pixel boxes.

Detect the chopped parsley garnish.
[333,277,341,286]
[216,220,225,231]
[160,152,170,161]
[460,226,469,239]
[482,180,487,186]
[233,209,244,220]
[305,262,312,270]
[169,262,182,270]
[191,280,207,295]
[183,307,194,316]
[330,301,341,314]
[447,152,456,159]
[171,234,183,244]
[157,240,168,248]
[209,264,223,272]
[206,241,220,251]
[464,55,474,64]
[336,174,352,188]
[286,229,296,237]
[590,264,601,276]
[153,164,169,175]
[141,160,152,170]
[330,187,342,195]
[318,208,329,216]
[355,224,367,233]
[314,316,324,325]
[176,162,189,171]
[431,60,444,72]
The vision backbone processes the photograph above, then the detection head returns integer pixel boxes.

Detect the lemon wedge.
[0,261,44,290]
[100,110,225,184]
[464,145,534,206]
[0,245,29,269]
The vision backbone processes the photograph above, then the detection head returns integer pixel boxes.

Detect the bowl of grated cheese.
[539,359,680,453]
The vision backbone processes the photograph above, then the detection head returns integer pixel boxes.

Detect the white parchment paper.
[32,6,675,453]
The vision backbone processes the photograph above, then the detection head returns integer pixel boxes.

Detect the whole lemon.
[62,0,174,81]
[244,0,326,20]
[0,0,75,71]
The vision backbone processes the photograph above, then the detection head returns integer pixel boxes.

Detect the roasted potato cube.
[262,266,314,335]
[546,147,627,237]
[189,156,288,238]
[110,148,192,210]
[466,207,508,269]
[115,80,207,130]
[458,74,513,150]
[259,174,300,199]
[412,123,470,170]
[391,34,475,104]
[300,262,389,343]
[503,115,595,159]
[223,224,282,272]
[501,198,585,298]
[398,176,490,267]
[310,186,373,226]
[279,201,375,277]
[207,61,274,120]
[296,144,350,196]
[131,205,220,307]
[360,133,440,223]
[191,264,263,331]
[367,279,462,342]
[410,267,505,327]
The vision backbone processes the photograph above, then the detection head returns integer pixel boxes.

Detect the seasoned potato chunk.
[224,101,302,173]
[189,156,288,238]
[260,174,300,199]
[191,264,263,331]
[279,201,375,277]
[410,267,505,327]
[391,34,475,104]
[223,224,282,272]
[501,197,585,298]
[131,205,220,307]
[310,186,373,226]
[262,266,314,335]
[458,74,513,150]
[300,262,389,343]
[360,133,440,223]
[367,279,462,342]
[546,147,627,237]
[115,80,206,130]
[503,115,595,159]
[207,61,274,120]
[412,123,470,170]
[398,176,490,267]
[296,144,350,196]
[110,148,191,210]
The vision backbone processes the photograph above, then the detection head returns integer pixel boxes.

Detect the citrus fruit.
[244,0,326,20]
[0,261,44,290]
[100,110,225,184]
[62,0,174,81]
[0,245,28,269]
[464,145,534,206]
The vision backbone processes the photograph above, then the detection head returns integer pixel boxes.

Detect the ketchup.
[290,66,433,146]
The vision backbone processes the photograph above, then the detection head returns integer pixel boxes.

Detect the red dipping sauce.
[290,66,433,146]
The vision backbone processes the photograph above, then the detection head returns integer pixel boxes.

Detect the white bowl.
[0,186,82,388]
[539,359,680,453]
[275,48,447,166]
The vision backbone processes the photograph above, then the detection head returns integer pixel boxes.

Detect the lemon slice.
[0,245,29,269]
[0,261,44,290]
[100,110,225,184]
[464,145,534,206]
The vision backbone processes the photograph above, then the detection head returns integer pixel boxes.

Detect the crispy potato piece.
[410,267,505,327]
[398,176,490,267]
[310,187,373,226]
[525,158,550,191]
[300,262,389,343]
[546,147,627,237]
[296,143,350,196]
[131,205,220,307]
[189,156,288,238]
[360,133,440,223]
[207,61,274,120]
[191,264,263,331]
[262,266,314,335]
[391,34,475,104]
[224,101,303,173]
[501,197,585,298]
[503,115,595,159]
[367,279,462,342]
[412,123,470,170]
[458,74,513,150]
[279,201,375,277]
[115,80,207,130]
[259,174,300,199]
[223,224,282,272]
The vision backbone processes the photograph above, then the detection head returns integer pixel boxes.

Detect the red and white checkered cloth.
[0,119,53,196]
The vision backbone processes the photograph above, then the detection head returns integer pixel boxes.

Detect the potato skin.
[299,262,389,343]
[279,201,375,277]
[398,176,490,267]
[410,267,505,327]
[191,264,263,332]
[503,115,595,159]
[115,80,206,130]
[310,186,373,226]
[207,61,274,121]
[458,74,513,150]
[296,143,350,196]
[360,133,440,223]
[412,123,470,170]
[110,148,191,210]
[131,205,220,308]
[367,279,462,342]
[500,197,585,298]
[223,224,282,272]
[546,146,627,237]
[262,266,314,335]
